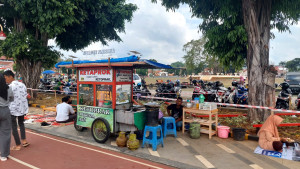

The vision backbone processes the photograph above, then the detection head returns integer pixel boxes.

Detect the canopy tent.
[42,70,55,74]
[55,55,173,69]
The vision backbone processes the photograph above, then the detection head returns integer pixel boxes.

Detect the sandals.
[22,142,30,147]
[10,146,21,151]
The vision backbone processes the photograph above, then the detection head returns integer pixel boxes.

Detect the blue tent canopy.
[42,70,55,74]
[55,55,173,69]
[140,59,173,69]
[55,55,139,68]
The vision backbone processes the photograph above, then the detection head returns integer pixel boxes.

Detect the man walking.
[3,70,30,151]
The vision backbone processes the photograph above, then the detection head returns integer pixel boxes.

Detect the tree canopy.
[0,0,137,88]
[152,0,300,121]
[286,58,300,72]
[182,38,207,74]
[166,61,185,76]
[152,0,300,70]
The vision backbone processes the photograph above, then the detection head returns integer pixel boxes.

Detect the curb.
[29,103,47,109]
[29,105,260,142]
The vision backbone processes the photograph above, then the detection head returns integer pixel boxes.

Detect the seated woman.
[258,115,286,152]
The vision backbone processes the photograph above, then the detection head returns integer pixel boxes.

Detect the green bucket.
[189,122,201,139]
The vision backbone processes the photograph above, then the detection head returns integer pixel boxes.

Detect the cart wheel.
[74,118,85,132]
[91,118,111,143]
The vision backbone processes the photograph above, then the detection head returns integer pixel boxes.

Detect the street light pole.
[0,24,7,40]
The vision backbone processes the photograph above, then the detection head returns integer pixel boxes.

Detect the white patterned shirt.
[9,80,28,116]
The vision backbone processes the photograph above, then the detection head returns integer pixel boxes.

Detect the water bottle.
[282,143,287,157]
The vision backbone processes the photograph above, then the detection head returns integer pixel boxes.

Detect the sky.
[49,0,300,65]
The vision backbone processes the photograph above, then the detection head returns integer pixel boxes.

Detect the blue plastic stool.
[162,117,177,138]
[142,125,164,151]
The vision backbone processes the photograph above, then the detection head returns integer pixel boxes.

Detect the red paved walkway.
[0,130,174,169]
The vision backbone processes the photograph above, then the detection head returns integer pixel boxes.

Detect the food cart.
[55,56,172,143]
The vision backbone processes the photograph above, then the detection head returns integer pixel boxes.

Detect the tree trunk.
[17,59,42,89]
[242,0,276,122]
[13,18,48,90]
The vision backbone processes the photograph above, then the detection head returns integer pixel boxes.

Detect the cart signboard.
[79,68,113,82]
[77,105,113,131]
[116,69,132,82]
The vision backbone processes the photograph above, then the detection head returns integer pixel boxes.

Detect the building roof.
[0,56,13,61]
[0,61,14,70]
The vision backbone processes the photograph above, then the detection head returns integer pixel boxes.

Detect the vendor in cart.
[56,96,76,123]
[167,97,184,130]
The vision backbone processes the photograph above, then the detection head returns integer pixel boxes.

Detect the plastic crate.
[202,102,218,110]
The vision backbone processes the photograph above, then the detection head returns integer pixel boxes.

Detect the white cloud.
[270,25,300,64]
[50,1,300,66]
[50,0,201,64]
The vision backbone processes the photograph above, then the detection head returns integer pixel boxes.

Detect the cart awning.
[139,59,172,69]
[55,55,173,69]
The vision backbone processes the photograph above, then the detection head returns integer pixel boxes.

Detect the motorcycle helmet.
[232,81,238,87]
[281,82,289,90]
[137,82,142,89]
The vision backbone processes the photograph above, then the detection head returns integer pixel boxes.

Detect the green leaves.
[55,0,137,51]
[182,37,208,74]
[154,0,300,71]
[285,58,300,72]
[0,31,61,68]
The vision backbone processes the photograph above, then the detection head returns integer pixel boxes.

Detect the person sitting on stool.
[56,96,76,123]
[167,97,184,131]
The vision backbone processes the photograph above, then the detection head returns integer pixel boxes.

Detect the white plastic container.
[202,102,218,110]
[187,103,192,108]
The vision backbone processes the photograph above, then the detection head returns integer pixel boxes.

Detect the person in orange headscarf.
[258,115,286,151]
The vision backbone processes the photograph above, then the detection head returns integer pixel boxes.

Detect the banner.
[79,68,112,82]
[76,105,113,131]
[116,69,132,82]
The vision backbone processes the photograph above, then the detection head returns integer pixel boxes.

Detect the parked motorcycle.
[155,82,177,98]
[231,81,248,104]
[192,81,227,102]
[174,80,182,97]
[133,83,151,99]
[276,82,292,109]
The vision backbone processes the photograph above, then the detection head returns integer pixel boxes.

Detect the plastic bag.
[158,109,164,119]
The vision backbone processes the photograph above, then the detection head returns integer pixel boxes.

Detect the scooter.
[232,81,248,104]
[174,80,182,97]
[275,82,292,109]
[133,83,151,99]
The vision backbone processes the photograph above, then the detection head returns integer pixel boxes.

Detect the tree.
[152,0,300,122]
[167,61,185,76]
[286,58,300,72]
[0,0,137,88]
[182,38,207,75]
[279,61,286,67]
